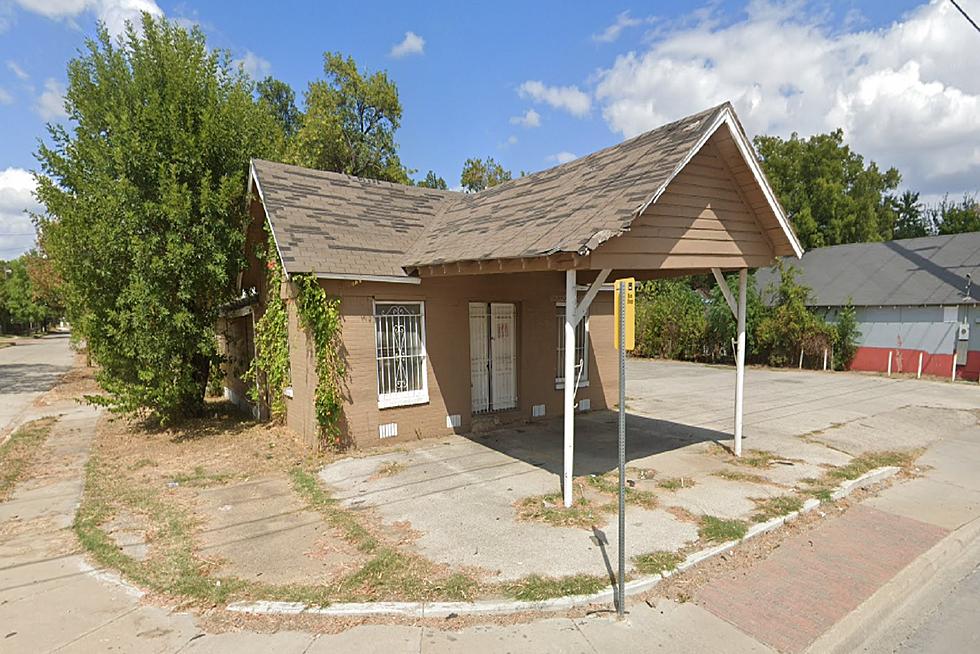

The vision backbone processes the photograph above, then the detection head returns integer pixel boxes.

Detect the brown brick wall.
[284,271,617,449]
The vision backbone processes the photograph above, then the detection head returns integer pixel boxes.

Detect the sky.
[1,0,979,259]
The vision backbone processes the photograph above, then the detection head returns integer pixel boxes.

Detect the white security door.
[490,303,517,410]
[469,303,490,413]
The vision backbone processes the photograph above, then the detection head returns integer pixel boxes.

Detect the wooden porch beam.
[711,267,738,318]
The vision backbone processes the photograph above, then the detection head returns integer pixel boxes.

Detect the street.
[0,334,73,438]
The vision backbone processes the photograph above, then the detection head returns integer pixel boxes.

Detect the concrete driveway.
[0,334,73,438]
[319,359,980,582]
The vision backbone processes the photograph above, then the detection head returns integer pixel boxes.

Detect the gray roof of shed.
[756,232,980,307]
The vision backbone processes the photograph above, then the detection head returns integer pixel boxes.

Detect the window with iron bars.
[374,301,428,408]
[555,303,589,389]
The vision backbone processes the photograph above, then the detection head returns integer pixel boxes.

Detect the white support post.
[734,269,747,457]
[887,350,893,376]
[823,348,828,371]
[563,269,577,508]
[917,352,923,379]
[951,356,957,383]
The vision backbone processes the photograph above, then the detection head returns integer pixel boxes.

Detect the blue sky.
[1,0,977,258]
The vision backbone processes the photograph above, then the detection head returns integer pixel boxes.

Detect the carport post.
[563,269,577,508]
[734,269,747,457]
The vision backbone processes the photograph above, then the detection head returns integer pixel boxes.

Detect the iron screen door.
[469,302,517,412]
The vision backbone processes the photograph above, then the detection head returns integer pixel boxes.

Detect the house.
[756,232,980,381]
[219,102,802,505]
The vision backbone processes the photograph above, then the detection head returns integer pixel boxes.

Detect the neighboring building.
[220,102,802,451]
[758,233,980,381]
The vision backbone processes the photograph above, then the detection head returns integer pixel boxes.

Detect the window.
[556,304,589,389]
[374,302,428,408]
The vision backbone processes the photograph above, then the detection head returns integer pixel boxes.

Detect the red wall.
[849,346,980,381]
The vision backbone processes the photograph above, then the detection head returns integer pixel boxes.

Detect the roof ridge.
[250,158,463,199]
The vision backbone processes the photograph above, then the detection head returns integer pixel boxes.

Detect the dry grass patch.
[372,461,405,479]
[503,574,608,601]
[698,515,748,543]
[751,495,804,523]
[656,477,695,491]
[713,469,770,484]
[633,550,682,576]
[585,473,658,509]
[799,449,921,503]
[0,417,57,501]
[516,489,614,529]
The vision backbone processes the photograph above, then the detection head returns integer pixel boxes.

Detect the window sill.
[378,392,429,409]
[554,379,590,390]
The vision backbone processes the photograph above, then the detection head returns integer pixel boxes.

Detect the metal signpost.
[614,278,635,619]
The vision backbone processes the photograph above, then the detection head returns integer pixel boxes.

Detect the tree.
[34,14,278,420]
[460,157,512,192]
[1,258,48,332]
[634,279,707,360]
[290,52,408,183]
[756,262,832,367]
[256,76,301,140]
[832,301,860,370]
[705,271,765,361]
[754,130,901,249]
[930,194,980,235]
[415,170,448,190]
[893,190,931,239]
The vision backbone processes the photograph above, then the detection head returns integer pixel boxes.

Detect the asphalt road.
[894,564,980,653]
[0,333,73,437]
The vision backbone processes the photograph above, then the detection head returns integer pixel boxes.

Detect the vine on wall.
[293,273,345,448]
[246,231,290,421]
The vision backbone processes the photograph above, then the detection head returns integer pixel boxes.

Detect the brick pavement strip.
[696,504,948,653]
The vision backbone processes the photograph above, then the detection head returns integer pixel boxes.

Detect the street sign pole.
[617,280,627,620]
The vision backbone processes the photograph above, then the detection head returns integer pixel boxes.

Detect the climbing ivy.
[246,233,290,421]
[293,274,345,448]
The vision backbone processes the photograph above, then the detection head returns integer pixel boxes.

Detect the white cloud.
[593,10,650,43]
[506,135,518,146]
[6,60,29,80]
[548,151,578,165]
[0,88,12,105]
[594,0,980,197]
[390,31,425,58]
[14,0,163,37]
[518,80,591,117]
[35,78,67,121]
[509,108,541,128]
[0,168,40,258]
[235,51,271,80]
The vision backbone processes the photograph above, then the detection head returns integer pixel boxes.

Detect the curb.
[225,465,901,618]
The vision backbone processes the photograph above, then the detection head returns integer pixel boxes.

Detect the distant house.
[219,102,802,457]
[757,232,980,381]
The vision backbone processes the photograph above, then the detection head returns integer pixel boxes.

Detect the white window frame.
[555,302,590,390]
[373,300,429,409]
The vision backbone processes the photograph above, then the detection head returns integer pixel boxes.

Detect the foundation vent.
[379,422,398,439]
[531,404,546,418]
[577,399,591,412]
[446,414,461,428]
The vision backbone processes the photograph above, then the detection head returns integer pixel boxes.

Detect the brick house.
[219,102,802,499]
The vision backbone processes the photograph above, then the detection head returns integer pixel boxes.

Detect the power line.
[950,0,980,34]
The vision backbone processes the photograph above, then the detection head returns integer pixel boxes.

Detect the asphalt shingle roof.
[756,232,980,307]
[251,102,788,279]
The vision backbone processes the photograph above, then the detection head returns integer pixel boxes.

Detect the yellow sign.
[614,278,635,351]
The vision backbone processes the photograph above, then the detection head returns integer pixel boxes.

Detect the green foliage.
[705,271,765,360]
[894,190,929,239]
[256,76,301,140]
[698,515,748,543]
[460,156,512,192]
[632,550,681,576]
[634,279,707,360]
[931,193,980,235]
[754,129,901,249]
[33,15,278,421]
[245,230,290,421]
[415,170,448,189]
[290,52,408,183]
[293,275,345,447]
[0,257,53,333]
[756,261,833,367]
[832,301,860,370]
[504,574,607,601]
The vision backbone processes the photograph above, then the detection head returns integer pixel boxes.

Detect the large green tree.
[256,76,301,140]
[931,194,980,235]
[415,170,448,190]
[34,15,278,420]
[460,156,511,192]
[290,53,408,183]
[754,130,901,249]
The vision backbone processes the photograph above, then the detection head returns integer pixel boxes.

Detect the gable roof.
[250,102,802,281]
[755,232,980,307]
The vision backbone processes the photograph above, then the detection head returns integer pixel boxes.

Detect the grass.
[739,449,780,468]
[799,449,921,503]
[698,515,748,543]
[374,461,405,478]
[290,468,378,553]
[633,550,682,576]
[516,491,614,528]
[586,474,659,509]
[0,417,57,501]
[751,495,804,523]
[169,465,236,488]
[656,477,694,491]
[504,574,607,601]
[713,469,770,484]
